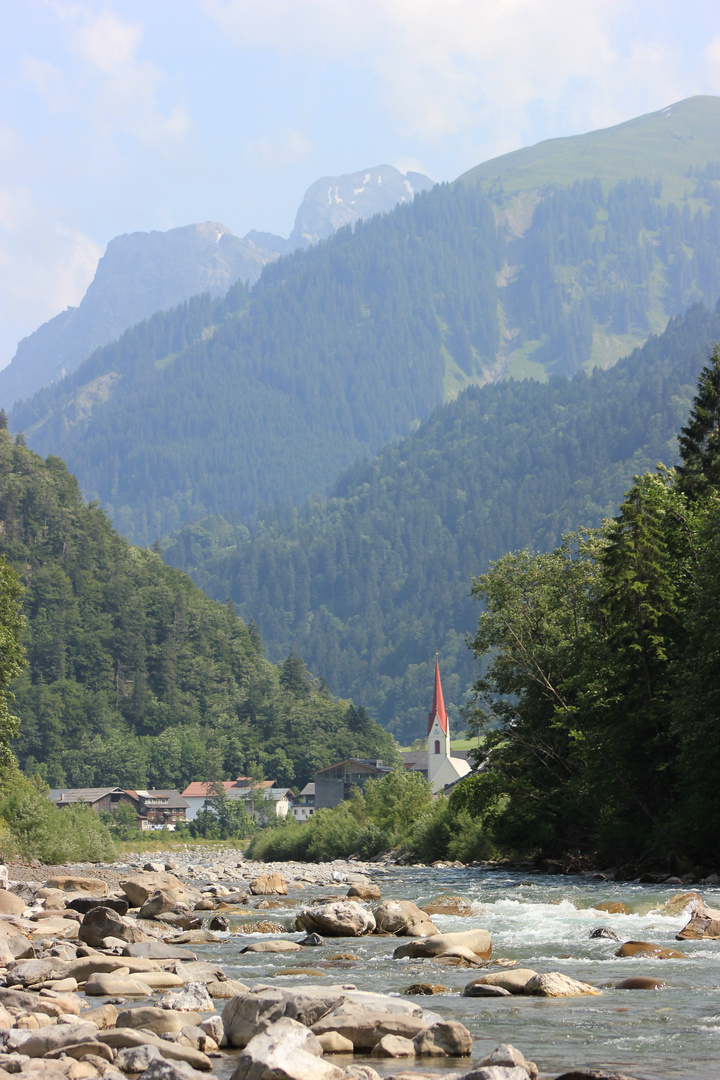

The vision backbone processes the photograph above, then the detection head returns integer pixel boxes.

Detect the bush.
[0,767,117,863]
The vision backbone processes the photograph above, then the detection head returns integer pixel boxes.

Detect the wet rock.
[524,973,601,997]
[615,941,686,958]
[231,1016,344,1080]
[238,920,286,935]
[44,876,108,897]
[472,1043,538,1080]
[116,1005,203,1034]
[296,901,375,937]
[299,933,326,947]
[371,1034,416,1057]
[589,927,619,940]
[402,984,450,995]
[0,890,24,914]
[140,887,190,919]
[317,1031,354,1054]
[78,906,149,948]
[66,897,128,916]
[208,915,229,932]
[240,940,302,953]
[161,983,215,1012]
[393,928,492,961]
[119,872,187,908]
[419,895,474,917]
[250,875,287,896]
[413,1020,472,1057]
[615,976,667,989]
[311,1004,427,1050]
[655,891,704,916]
[464,969,536,995]
[464,983,512,997]
[347,884,381,902]
[593,901,630,915]
[676,904,720,940]
[167,929,220,945]
[373,900,437,938]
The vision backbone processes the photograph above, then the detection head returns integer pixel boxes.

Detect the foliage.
[0,541,26,765]
[0,765,116,863]
[0,435,398,790]
[165,301,720,742]
[188,784,253,840]
[463,344,720,865]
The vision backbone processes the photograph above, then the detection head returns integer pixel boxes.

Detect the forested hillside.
[10,97,720,545]
[0,428,397,788]
[165,302,720,742]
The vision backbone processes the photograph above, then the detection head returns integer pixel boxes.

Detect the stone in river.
[317,1031,354,1054]
[589,927,619,940]
[593,901,630,915]
[524,972,601,997]
[615,941,686,958]
[311,1004,427,1049]
[393,928,492,960]
[116,1005,203,1033]
[67,896,129,916]
[231,1016,344,1080]
[85,971,155,996]
[676,903,720,940]
[299,933,326,946]
[0,890,24,914]
[161,982,215,1012]
[296,901,375,937]
[241,940,302,953]
[463,983,512,997]
[5,959,55,987]
[653,891,704,917]
[615,976,667,989]
[44,875,108,897]
[250,874,288,896]
[472,1043,539,1080]
[78,905,149,947]
[420,895,474,917]
[120,872,187,907]
[115,1044,164,1072]
[413,1020,472,1056]
[209,915,229,931]
[371,1034,416,1057]
[464,969,537,995]
[402,983,450,995]
[347,884,381,902]
[123,941,197,960]
[373,900,437,937]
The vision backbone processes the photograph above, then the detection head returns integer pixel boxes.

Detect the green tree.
[0,555,26,765]
[677,343,720,498]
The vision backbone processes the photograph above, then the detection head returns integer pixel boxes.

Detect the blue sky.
[2,0,720,369]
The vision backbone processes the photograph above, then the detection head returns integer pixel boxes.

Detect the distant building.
[181,777,292,821]
[426,657,472,794]
[125,790,188,830]
[314,759,391,810]
[48,787,135,814]
[292,782,315,821]
[181,779,248,821]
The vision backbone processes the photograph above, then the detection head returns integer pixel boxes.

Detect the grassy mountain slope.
[10,98,720,546]
[164,302,720,743]
[0,431,397,789]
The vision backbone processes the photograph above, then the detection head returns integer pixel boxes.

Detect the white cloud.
[246,130,313,169]
[74,10,142,72]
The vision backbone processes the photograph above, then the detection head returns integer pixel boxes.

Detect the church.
[426,657,472,793]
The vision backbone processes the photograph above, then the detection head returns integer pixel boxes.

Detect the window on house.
[434,740,440,754]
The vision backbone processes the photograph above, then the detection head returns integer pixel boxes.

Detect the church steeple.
[428,655,448,735]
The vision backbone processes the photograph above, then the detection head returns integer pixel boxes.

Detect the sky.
[2,0,720,370]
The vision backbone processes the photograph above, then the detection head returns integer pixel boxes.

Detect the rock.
[373,900,438,937]
[524,973,602,997]
[177,1025,219,1052]
[654,891,704,917]
[317,1031,354,1054]
[145,862,166,872]
[615,976,667,989]
[209,915,229,932]
[207,979,252,1000]
[63,954,162,981]
[6,959,55,987]
[96,1027,212,1070]
[250,875,288,896]
[44,876,108,897]
[311,1005,427,1050]
[419,895,474,917]
[615,941,686,958]
[589,927,619,940]
[371,1034,416,1057]
[232,1016,344,1080]
[2,933,35,959]
[464,969,537,995]
[0,890,24,914]
[299,933,326,947]
[166,930,219,944]
[115,1043,164,1072]
[85,971,155,996]
[123,941,197,960]
[140,888,190,919]
[347,884,381,902]
[296,902,375,937]
[393,929,492,960]
[593,901,630,915]
[241,940,302,953]
[66,897,129,916]
[8,1021,100,1057]
[551,1073,643,1080]
[402,984,450,995]
[222,987,340,1048]
[161,983,214,1012]
[135,970,186,989]
[128,1057,207,1078]
[116,1006,203,1034]
[120,872,187,908]
[78,906,149,948]
[45,1039,114,1062]
[473,1044,538,1080]
[83,1004,119,1030]
[344,1068,380,1080]
[676,906,720,940]
[414,1020,472,1057]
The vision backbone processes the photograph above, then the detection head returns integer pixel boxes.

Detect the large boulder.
[5,959,56,987]
[241,940,302,953]
[413,1020,472,1057]
[524,973,601,997]
[6,1021,100,1057]
[124,940,198,960]
[161,983,215,1012]
[373,900,438,938]
[85,971,156,996]
[464,969,537,996]
[0,889,24,914]
[222,987,344,1048]
[232,1017,344,1080]
[311,1002,427,1050]
[44,875,108,896]
[78,904,150,947]
[472,1044,538,1080]
[347,884,381,902]
[393,928,491,960]
[250,874,288,896]
[116,1005,203,1033]
[139,887,190,919]
[676,903,720,939]
[296,901,375,937]
[120,871,187,907]
[616,941,686,958]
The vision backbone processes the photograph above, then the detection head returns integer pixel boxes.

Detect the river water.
[179,866,719,1080]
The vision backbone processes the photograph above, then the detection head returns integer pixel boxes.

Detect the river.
[186,865,719,1080]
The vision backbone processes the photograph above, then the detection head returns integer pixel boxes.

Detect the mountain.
[10,97,720,547]
[163,301,720,743]
[0,167,432,409]
[0,429,398,789]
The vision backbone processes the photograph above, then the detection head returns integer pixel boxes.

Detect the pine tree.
[677,343,720,498]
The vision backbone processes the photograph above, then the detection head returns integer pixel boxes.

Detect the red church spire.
[428,656,448,735]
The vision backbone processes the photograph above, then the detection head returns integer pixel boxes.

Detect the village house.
[180,777,293,821]
[291,782,315,821]
[314,758,391,809]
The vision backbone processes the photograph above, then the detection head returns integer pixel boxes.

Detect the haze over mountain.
[9,98,720,551]
[0,165,432,409]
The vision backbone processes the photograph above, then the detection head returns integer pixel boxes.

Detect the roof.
[299,783,315,796]
[315,758,391,777]
[48,787,125,804]
[428,657,448,736]
[402,750,428,770]
[181,780,237,798]
[132,789,189,809]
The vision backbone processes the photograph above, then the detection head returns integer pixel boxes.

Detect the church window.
[434,740,440,754]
